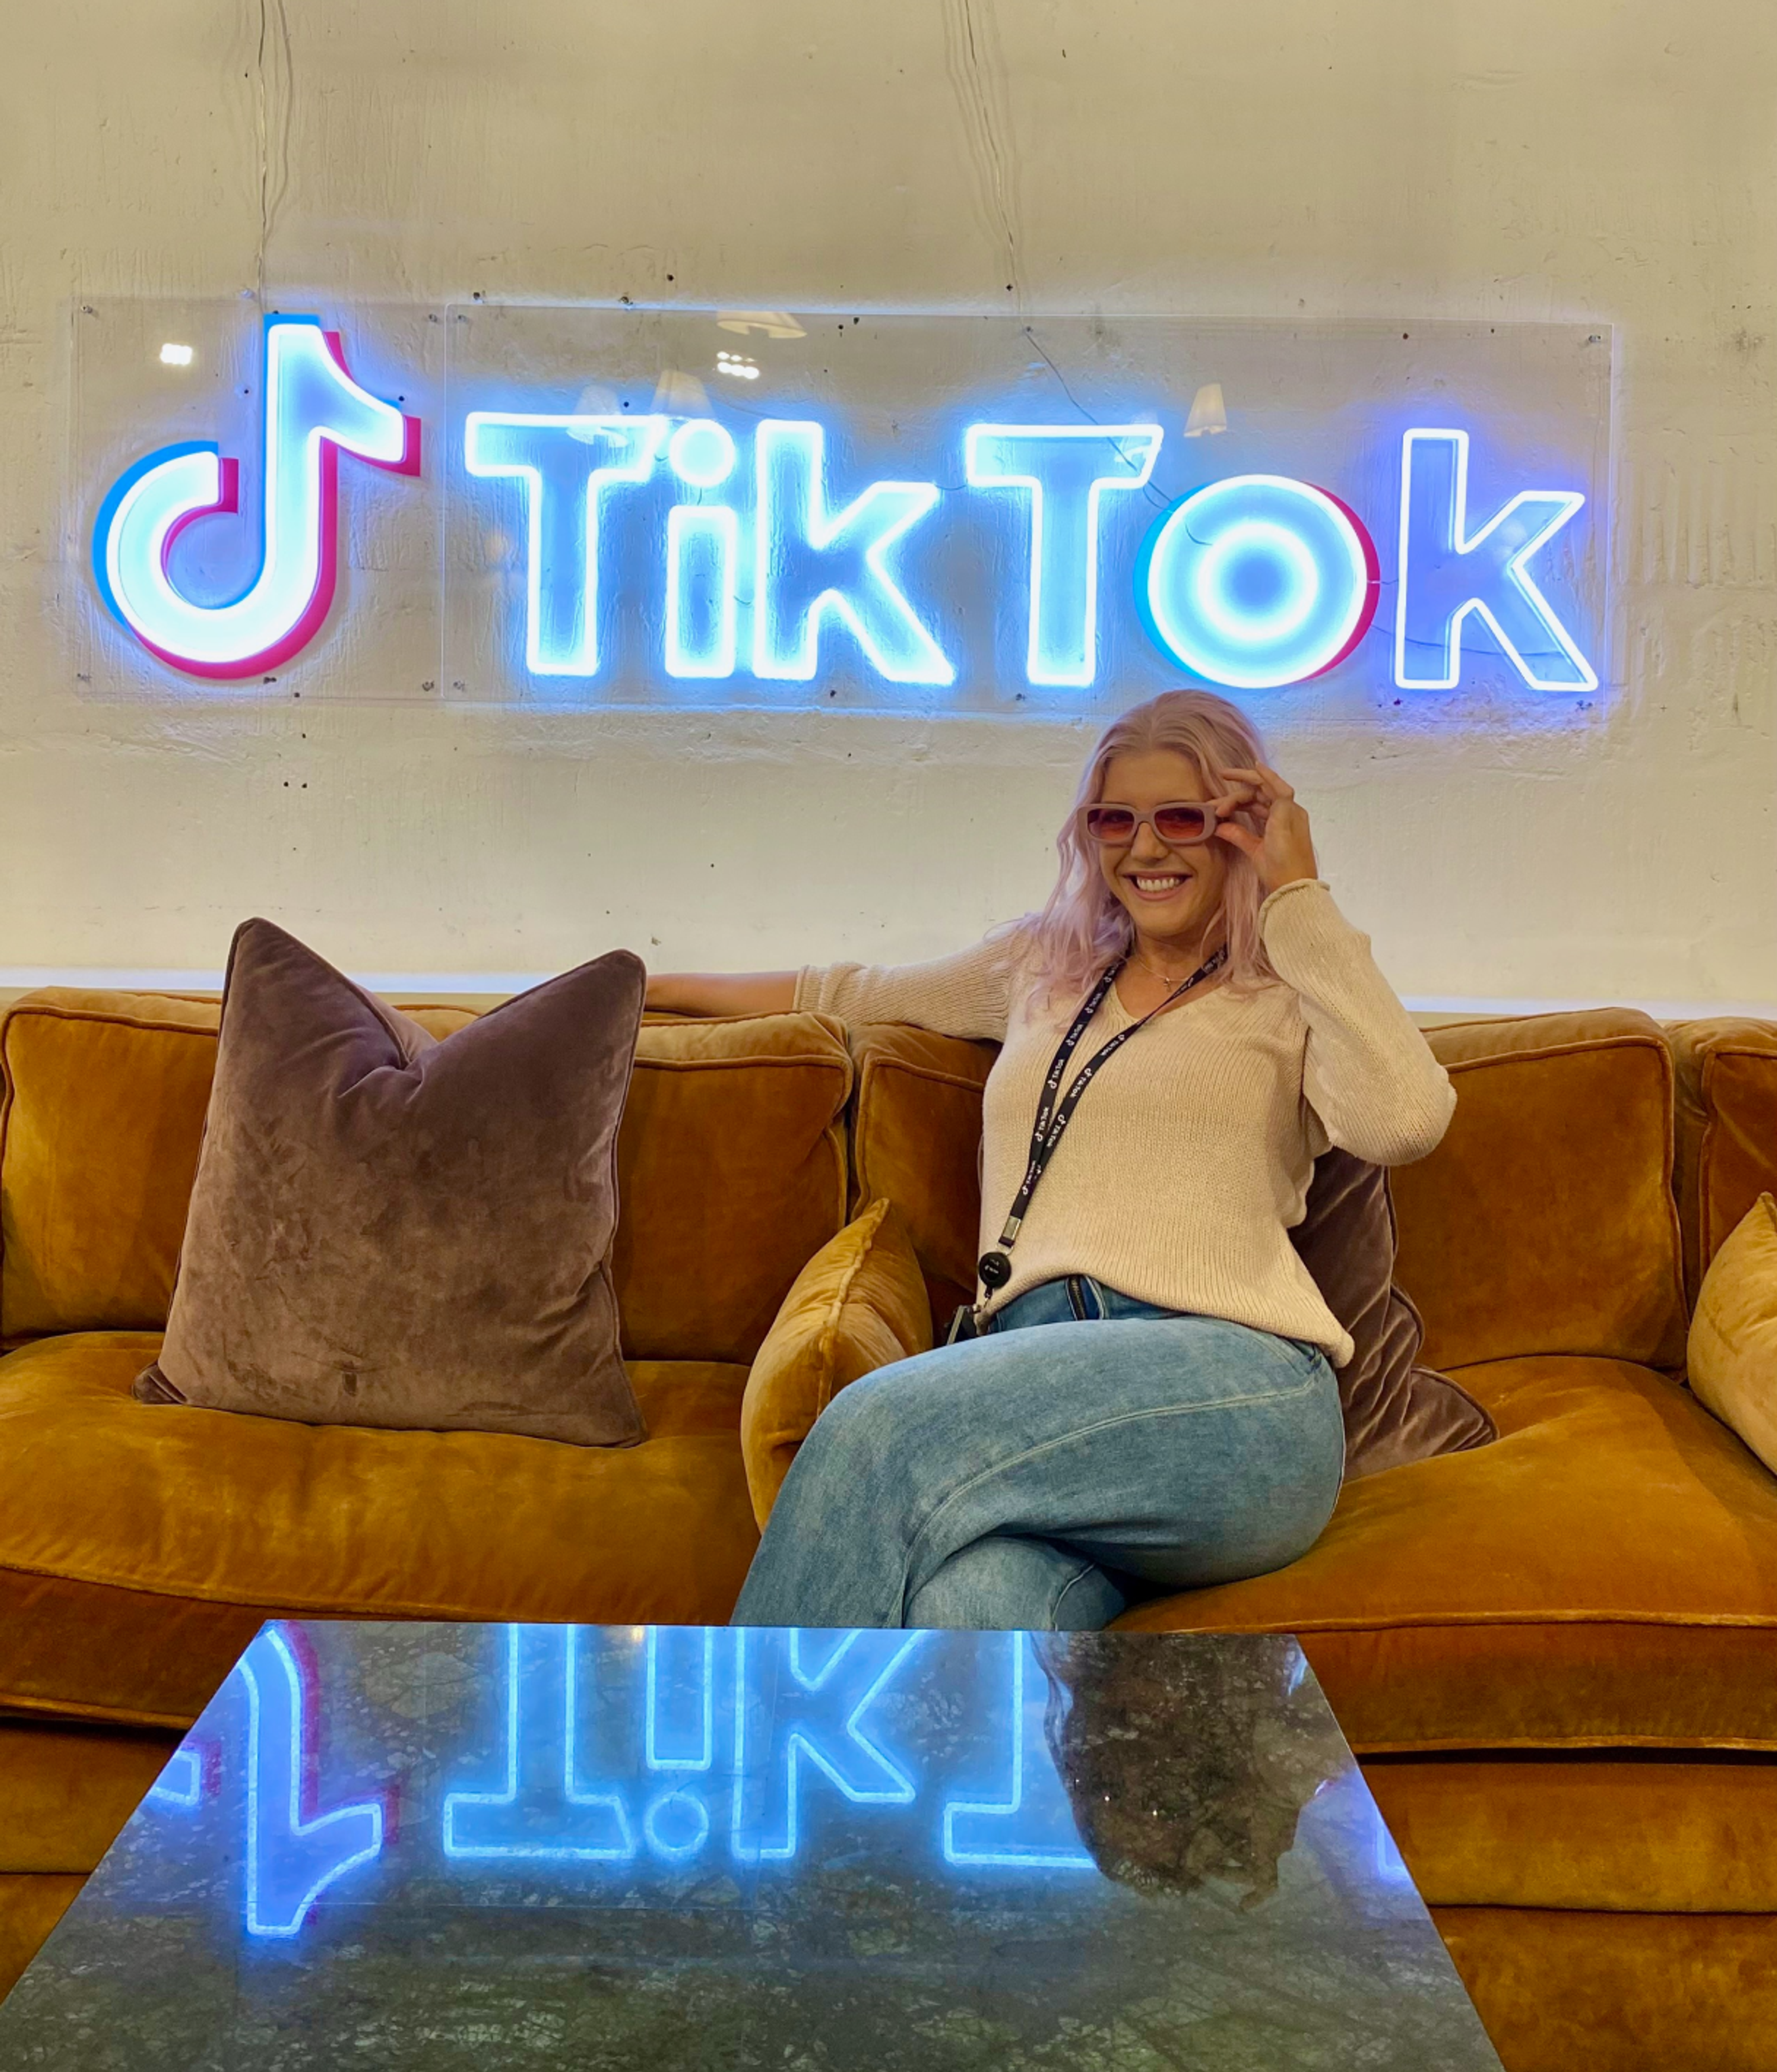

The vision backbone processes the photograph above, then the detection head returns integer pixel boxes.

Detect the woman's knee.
[905,1536,1125,1632]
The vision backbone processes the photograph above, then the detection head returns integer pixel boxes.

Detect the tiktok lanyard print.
[967,943,1229,1318]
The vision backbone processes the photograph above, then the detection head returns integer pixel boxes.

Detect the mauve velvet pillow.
[134,919,646,1447]
[1291,1148,1496,1481]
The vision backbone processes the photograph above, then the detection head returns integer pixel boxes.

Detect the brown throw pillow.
[1291,1148,1496,1481]
[134,918,646,1447]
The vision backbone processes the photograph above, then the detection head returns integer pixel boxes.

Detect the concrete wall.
[2,0,1773,1008]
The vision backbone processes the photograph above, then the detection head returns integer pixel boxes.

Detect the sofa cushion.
[0,1333,760,1727]
[136,923,646,1446]
[1686,1192,1777,1478]
[1670,1016,1777,1304]
[739,1198,932,1527]
[0,992,853,1365]
[1394,1010,1689,1371]
[1116,1353,1777,1754]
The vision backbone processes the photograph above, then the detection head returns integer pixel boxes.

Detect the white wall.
[2,0,1774,1009]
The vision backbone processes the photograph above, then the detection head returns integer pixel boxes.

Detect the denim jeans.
[731,1276,1344,1632]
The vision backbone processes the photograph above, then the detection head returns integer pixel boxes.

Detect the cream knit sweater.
[795,879,1455,1364]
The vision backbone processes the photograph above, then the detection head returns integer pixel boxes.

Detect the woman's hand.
[1213,765,1319,895]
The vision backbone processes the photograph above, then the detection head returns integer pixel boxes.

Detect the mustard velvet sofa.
[2,986,1776,2072]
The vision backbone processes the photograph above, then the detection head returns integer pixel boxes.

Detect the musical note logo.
[92,314,420,680]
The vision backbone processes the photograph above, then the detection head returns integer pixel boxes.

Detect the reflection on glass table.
[0,1622,1501,2070]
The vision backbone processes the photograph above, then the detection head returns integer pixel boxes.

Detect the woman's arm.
[1216,766,1452,1166]
[793,937,1017,1040]
[645,972,798,1016]
[643,939,1016,1037]
[1263,881,1455,1165]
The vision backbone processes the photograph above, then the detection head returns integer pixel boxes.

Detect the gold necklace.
[1131,944,1210,985]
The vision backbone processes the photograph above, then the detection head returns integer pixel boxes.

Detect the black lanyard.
[975,943,1228,1295]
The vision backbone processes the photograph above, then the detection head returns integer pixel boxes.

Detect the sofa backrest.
[1394,1009,1688,1371]
[841,1006,1693,1374]
[847,1023,998,1328]
[1668,1017,1777,1305]
[0,989,852,1365]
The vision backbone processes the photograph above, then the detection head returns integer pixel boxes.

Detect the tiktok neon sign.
[93,313,1601,697]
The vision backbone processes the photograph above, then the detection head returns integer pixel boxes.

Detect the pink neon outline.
[1308,485,1381,677]
[142,329,422,681]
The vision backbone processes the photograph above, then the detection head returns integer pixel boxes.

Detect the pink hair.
[1013,689,1276,1014]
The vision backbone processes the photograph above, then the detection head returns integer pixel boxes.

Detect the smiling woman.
[646,689,1455,1636]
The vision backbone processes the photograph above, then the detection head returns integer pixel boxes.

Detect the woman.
[647,690,1454,1632]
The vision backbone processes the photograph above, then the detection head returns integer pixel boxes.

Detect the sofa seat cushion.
[1117,1354,1777,1753]
[0,1334,759,1727]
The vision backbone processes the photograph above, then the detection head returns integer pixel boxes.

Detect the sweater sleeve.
[1259,880,1455,1166]
[793,935,1018,1040]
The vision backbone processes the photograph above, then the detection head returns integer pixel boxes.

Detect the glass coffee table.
[0,1622,1501,2069]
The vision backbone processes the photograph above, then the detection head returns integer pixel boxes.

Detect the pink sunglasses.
[1082,800,1224,847]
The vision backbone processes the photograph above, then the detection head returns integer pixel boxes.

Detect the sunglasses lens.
[1153,805,1212,843]
[1085,806,1137,843]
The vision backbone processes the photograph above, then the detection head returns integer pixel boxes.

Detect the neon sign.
[89,311,1605,703]
[92,316,420,679]
[1394,428,1598,691]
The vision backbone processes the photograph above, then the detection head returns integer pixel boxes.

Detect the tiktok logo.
[92,315,421,680]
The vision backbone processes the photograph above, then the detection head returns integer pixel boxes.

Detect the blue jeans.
[731,1276,1344,1632]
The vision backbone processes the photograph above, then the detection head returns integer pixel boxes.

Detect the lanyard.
[975,943,1228,1295]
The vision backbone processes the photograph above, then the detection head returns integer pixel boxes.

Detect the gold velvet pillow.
[740,1197,932,1525]
[134,919,646,1447]
[1688,1191,1777,1477]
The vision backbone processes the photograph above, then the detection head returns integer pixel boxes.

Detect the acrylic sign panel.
[70,302,1611,724]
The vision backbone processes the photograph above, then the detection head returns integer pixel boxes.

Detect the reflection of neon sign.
[92,315,1601,700]
[441,1624,635,1862]
[148,1623,1101,1935]
[92,316,420,679]
[729,1627,924,1862]
[146,1744,206,1810]
[944,1633,1096,1870]
[236,1626,386,1939]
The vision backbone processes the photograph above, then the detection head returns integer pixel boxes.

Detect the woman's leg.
[903,1533,1128,1631]
[730,1311,1343,1630]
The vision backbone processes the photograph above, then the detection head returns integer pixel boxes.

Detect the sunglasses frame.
[1081,800,1225,848]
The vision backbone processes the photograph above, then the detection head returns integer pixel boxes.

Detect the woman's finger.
[1214,821,1261,856]
[1255,763,1296,800]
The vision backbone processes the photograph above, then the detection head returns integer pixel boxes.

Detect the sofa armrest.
[740,1198,932,1528]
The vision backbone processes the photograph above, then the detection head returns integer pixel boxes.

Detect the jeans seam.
[898,1369,1327,1613]
[1049,1556,1104,1625]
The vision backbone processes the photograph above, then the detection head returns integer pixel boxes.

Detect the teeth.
[1134,875,1185,891]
